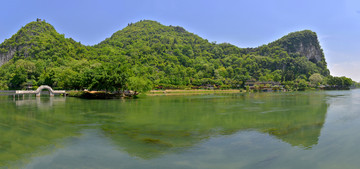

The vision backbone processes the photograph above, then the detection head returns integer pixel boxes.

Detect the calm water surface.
[1,90,360,169]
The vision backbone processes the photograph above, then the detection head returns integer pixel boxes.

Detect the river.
[1,90,360,169]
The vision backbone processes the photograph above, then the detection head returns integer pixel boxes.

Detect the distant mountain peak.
[0,20,61,66]
[95,19,203,48]
[270,30,324,63]
[17,20,56,37]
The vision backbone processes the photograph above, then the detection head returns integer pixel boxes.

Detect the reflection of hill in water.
[0,93,328,165]
[0,96,80,167]
[99,93,328,158]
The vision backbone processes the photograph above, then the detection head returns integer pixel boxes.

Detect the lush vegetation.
[0,20,355,92]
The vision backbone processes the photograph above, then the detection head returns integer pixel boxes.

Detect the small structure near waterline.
[0,85,66,98]
[245,80,284,91]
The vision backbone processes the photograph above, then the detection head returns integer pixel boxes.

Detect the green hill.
[0,20,89,63]
[0,19,337,91]
[268,30,329,75]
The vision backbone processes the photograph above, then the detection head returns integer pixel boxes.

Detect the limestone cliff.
[0,47,16,66]
[267,30,329,76]
[269,30,325,63]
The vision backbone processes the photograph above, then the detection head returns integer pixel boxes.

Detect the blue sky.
[1,0,360,81]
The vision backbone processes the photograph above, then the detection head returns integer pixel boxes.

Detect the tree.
[272,70,282,82]
[309,73,323,87]
[9,67,27,89]
[0,81,8,90]
[127,76,152,95]
[38,69,56,87]
[297,79,308,91]
[85,62,129,92]
[325,76,353,88]
[341,76,353,87]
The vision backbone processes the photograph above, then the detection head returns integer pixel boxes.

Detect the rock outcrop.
[0,47,16,66]
[295,41,323,63]
[269,30,325,63]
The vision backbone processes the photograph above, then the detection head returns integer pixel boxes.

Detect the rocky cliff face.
[269,30,325,63]
[0,47,16,66]
[294,41,323,63]
[268,30,329,76]
[0,44,31,66]
[0,44,36,67]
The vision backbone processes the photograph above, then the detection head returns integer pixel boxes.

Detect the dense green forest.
[0,20,355,92]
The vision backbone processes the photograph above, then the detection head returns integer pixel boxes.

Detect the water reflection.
[99,93,328,158]
[0,92,329,168]
[0,96,79,168]
[15,96,66,107]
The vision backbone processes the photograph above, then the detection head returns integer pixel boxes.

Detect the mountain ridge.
[0,19,332,90]
[1,20,326,64]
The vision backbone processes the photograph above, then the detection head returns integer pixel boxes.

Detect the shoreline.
[146,89,242,96]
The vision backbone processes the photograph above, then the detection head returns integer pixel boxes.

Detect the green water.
[1,90,360,169]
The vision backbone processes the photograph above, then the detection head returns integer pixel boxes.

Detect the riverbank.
[147,89,243,96]
[67,91,123,99]
[66,90,244,99]
[67,87,354,99]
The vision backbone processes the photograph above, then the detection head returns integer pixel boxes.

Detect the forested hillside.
[0,19,348,92]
